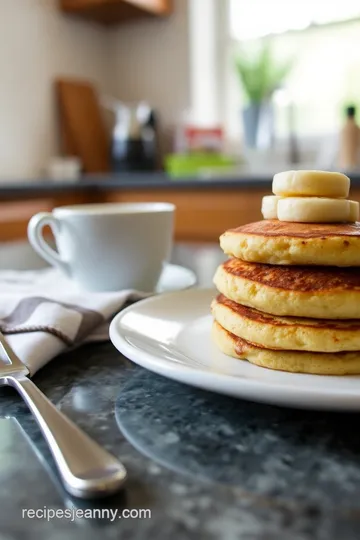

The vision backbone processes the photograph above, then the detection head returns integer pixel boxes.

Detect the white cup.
[28,202,175,292]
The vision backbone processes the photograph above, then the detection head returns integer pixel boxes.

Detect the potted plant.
[235,42,292,148]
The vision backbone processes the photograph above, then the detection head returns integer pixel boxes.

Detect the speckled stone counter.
[2,171,360,199]
[1,341,360,540]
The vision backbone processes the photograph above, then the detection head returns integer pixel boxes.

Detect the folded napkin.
[0,268,146,375]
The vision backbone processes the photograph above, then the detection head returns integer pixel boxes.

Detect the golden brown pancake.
[220,220,360,266]
[212,320,360,375]
[212,294,360,352]
[213,258,360,319]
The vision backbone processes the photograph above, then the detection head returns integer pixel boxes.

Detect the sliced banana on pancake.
[277,197,359,223]
[349,201,359,222]
[261,195,282,219]
[273,170,350,198]
[261,195,359,223]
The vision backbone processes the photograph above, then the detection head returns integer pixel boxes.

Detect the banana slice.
[349,200,359,222]
[277,197,359,223]
[273,170,350,198]
[261,195,282,219]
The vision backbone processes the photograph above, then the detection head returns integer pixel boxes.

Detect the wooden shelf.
[59,0,172,25]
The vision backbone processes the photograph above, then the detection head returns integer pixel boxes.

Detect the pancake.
[220,220,360,266]
[212,321,360,375]
[212,294,360,352]
[213,258,360,319]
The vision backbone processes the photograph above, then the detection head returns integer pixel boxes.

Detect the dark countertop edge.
[2,172,360,197]
[0,175,272,197]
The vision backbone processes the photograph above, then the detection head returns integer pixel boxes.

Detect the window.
[229,0,360,41]
[225,1,360,143]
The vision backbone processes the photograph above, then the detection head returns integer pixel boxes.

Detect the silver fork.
[0,331,127,498]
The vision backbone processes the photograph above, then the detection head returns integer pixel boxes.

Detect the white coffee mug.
[28,202,175,292]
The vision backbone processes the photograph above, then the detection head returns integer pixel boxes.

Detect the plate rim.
[110,288,360,411]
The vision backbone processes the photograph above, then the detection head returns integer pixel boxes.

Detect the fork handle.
[6,375,127,498]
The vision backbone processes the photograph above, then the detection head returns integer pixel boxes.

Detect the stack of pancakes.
[211,174,360,375]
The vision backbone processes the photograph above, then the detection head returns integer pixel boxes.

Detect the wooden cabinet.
[0,187,267,243]
[59,0,172,25]
[3,183,360,243]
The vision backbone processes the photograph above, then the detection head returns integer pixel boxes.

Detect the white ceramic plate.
[110,289,360,411]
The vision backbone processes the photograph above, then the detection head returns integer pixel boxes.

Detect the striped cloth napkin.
[0,268,146,375]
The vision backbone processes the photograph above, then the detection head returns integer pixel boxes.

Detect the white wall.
[188,0,219,126]
[0,0,115,180]
[0,0,190,179]
[110,0,190,155]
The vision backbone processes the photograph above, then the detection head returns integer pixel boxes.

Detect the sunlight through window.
[230,0,360,41]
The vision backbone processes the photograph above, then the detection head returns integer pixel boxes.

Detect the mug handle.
[27,212,69,274]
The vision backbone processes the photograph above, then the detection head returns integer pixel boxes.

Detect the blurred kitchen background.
[3,0,360,179]
[2,0,360,276]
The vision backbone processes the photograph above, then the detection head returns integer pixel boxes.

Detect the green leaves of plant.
[235,42,292,103]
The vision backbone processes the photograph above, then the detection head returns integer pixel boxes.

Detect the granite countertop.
[2,171,360,198]
[1,340,360,539]
[1,246,360,539]
[0,172,273,198]
[1,168,360,539]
